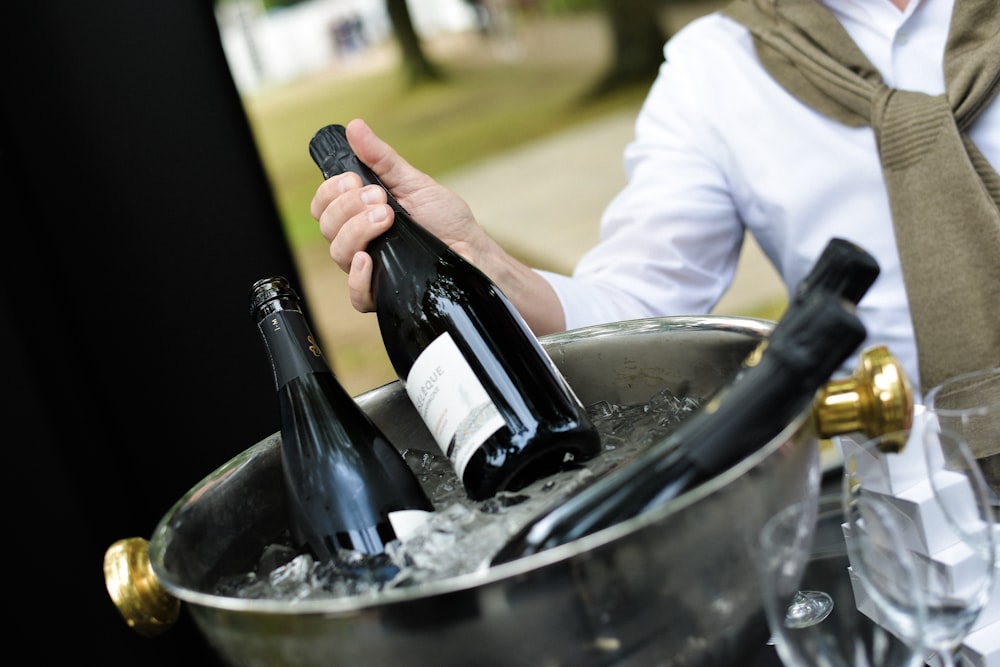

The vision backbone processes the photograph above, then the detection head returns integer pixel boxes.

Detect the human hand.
[310,118,484,312]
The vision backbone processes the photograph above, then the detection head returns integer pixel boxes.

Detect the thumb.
[345,118,421,195]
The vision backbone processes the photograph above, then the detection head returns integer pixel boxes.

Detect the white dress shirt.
[538,0,999,394]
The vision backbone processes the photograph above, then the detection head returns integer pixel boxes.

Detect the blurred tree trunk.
[592,0,669,96]
[385,0,444,85]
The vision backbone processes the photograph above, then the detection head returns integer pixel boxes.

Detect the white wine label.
[387,508,433,542]
[406,332,504,477]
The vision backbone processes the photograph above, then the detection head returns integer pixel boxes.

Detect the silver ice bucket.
[105,315,911,666]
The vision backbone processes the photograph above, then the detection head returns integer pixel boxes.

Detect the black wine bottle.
[249,276,434,561]
[491,289,867,565]
[309,124,601,501]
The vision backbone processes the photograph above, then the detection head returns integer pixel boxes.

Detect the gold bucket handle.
[104,536,179,637]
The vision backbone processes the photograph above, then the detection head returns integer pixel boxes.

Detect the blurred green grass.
[241,11,651,251]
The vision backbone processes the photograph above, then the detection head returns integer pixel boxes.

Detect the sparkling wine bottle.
[249,276,434,560]
[309,124,601,501]
[491,289,868,565]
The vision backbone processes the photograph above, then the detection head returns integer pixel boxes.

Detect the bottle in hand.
[309,124,601,501]
[249,276,434,561]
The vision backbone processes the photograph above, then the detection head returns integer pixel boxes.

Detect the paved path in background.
[439,109,787,316]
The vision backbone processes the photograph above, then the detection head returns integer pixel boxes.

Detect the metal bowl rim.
[150,315,794,615]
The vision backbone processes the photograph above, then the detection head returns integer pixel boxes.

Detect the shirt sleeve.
[539,14,752,332]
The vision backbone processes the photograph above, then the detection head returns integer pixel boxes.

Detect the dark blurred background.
[2,2,302,663]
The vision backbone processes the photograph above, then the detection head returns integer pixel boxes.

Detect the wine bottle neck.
[256,308,330,389]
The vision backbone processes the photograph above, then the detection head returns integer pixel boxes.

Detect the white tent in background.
[216,0,478,94]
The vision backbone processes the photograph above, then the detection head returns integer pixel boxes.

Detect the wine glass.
[843,429,996,667]
[921,413,1000,568]
[758,493,926,667]
[924,367,1000,522]
[770,490,834,633]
